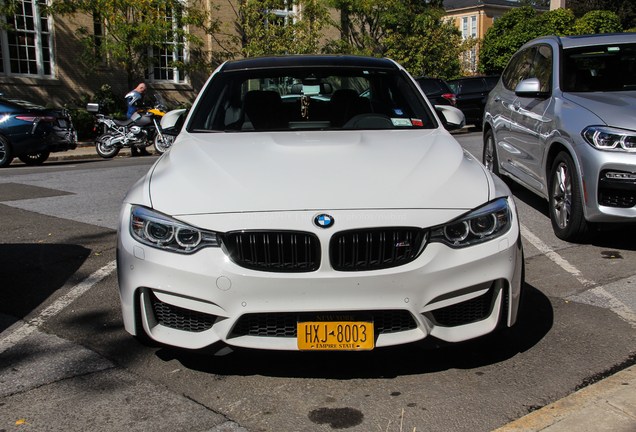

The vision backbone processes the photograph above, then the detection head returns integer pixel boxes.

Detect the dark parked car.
[414,77,457,107]
[447,75,499,130]
[0,98,77,167]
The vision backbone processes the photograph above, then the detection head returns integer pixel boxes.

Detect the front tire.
[549,152,589,242]
[19,151,50,166]
[483,129,499,176]
[95,134,120,158]
[0,136,14,168]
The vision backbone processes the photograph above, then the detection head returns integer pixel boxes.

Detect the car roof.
[447,75,499,82]
[414,76,445,81]
[222,55,399,72]
[528,33,636,50]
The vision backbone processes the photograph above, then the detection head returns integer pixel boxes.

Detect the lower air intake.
[230,310,418,338]
[150,291,216,332]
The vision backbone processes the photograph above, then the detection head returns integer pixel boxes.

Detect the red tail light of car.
[15,115,56,122]
[442,94,457,106]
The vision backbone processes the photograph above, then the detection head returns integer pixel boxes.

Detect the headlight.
[582,126,636,152]
[430,198,512,247]
[130,206,221,253]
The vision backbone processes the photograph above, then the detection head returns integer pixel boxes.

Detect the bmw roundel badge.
[314,214,334,229]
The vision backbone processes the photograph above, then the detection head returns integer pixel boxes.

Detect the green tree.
[209,0,330,61]
[478,6,542,75]
[571,10,623,35]
[479,6,624,74]
[567,0,636,32]
[45,0,220,88]
[384,7,473,78]
[324,0,470,78]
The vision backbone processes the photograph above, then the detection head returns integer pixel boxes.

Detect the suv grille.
[230,310,418,338]
[330,228,426,271]
[223,230,320,272]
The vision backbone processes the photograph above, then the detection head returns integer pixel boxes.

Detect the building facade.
[0,0,240,109]
[444,0,548,75]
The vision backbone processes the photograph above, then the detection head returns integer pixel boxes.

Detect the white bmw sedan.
[117,55,524,352]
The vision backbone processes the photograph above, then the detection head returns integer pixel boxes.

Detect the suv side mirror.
[515,78,550,98]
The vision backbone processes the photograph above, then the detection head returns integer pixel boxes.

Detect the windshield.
[188,66,436,132]
[562,42,636,92]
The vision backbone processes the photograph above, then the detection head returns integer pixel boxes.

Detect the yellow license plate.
[297,321,374,350]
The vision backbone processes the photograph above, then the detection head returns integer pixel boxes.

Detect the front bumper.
[117,203,523,350]
[577,145,636,223]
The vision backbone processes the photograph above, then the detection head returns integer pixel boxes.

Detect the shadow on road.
[0,243,90,327]
[153,284,552,379]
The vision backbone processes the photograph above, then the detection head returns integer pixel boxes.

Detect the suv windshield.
[562,42,636,92]
[189,66,435,132]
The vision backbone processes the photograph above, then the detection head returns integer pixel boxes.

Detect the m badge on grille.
[314,214,334,229]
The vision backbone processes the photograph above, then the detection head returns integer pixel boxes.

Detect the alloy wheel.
[552,162,572,229]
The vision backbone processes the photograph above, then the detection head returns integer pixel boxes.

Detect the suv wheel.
[549,152,589,242]
[483,129,499,176]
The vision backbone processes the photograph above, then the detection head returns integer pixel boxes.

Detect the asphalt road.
[1,133,635,432]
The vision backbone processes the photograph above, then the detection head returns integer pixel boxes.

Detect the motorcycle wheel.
[95,135,120,158]
[19,151,50,166]
[154,134,174,154]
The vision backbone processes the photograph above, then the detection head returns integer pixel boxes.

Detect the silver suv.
[483,33,636,242]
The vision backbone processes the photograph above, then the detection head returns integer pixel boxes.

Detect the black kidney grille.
[223,230,320,272]
[330,228,426,271]
[150,292,216,332]
[230,310,417,338]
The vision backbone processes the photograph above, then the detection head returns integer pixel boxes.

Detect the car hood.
[563,91,636,129]
[148,130,490,215]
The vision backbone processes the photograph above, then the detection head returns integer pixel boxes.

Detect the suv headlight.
[582,126,636,152]
[130,206,221,253]
[429,198,512,247]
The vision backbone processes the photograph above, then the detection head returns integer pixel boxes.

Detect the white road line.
[520,223,636,327]
[582,287,636,328]
[520,224,595,287]
[0,260,117,355]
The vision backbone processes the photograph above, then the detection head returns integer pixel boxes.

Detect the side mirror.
[435,105,465,131]
[515,78,550,98]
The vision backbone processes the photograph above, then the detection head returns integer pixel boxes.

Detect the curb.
[493,366,636,431]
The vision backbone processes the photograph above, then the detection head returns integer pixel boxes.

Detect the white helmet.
[125,90,143,107]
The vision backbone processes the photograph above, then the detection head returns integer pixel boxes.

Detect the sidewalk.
[10,141,156,165]
[494,365,636,431]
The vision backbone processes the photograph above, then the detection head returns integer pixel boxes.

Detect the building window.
[0,0,54,78]
[148,6,186,83]
[471,15,477,37]
[268,2,299,26]
[462,17,468,39]
[93,11,107,66]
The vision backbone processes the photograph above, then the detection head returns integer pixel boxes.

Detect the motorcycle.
[155,108,188,154]
[87,94,168,158]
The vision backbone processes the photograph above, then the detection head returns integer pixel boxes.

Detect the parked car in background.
[414,77,457,107]
[447,75,499,130]
[0,97,77,167]
[117,55,523,353]
[483,33,636,242]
